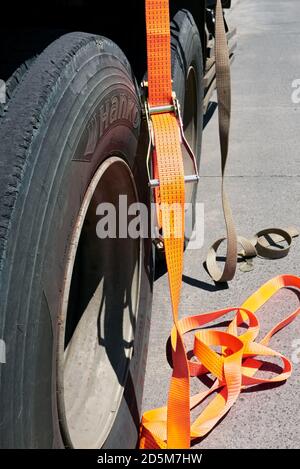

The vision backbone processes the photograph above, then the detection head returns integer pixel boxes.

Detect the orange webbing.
[146,0,172,106]
[140,275,300,449]
[140,0,300,450]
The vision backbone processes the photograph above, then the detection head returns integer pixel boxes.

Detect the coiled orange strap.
[139,0,300,449]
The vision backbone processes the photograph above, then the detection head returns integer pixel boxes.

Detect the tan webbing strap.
[206,2,298,282]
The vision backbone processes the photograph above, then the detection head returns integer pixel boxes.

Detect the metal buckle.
[141,81,199,189]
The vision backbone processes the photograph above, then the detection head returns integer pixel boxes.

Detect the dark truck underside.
[0,0,231,83]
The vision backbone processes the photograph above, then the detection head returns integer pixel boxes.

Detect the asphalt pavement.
[142,0,300,449]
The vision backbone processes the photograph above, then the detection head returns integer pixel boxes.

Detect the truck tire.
[171,9,204,243]
[0,32,153,449]
[0,58,36,118]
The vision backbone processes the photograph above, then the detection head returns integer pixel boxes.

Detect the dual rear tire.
[0,10,203,449]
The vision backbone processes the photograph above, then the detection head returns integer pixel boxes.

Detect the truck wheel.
[171,9,204,243]
[0,32,152,449]
[0,57,36,118]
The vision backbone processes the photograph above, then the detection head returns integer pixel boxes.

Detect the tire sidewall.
[0,36,152,449]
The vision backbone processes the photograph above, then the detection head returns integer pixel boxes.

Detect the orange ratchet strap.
[140,0,300,449]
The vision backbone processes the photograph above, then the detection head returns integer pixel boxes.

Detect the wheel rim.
[57,156,141,449]
[183,65,198,205]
